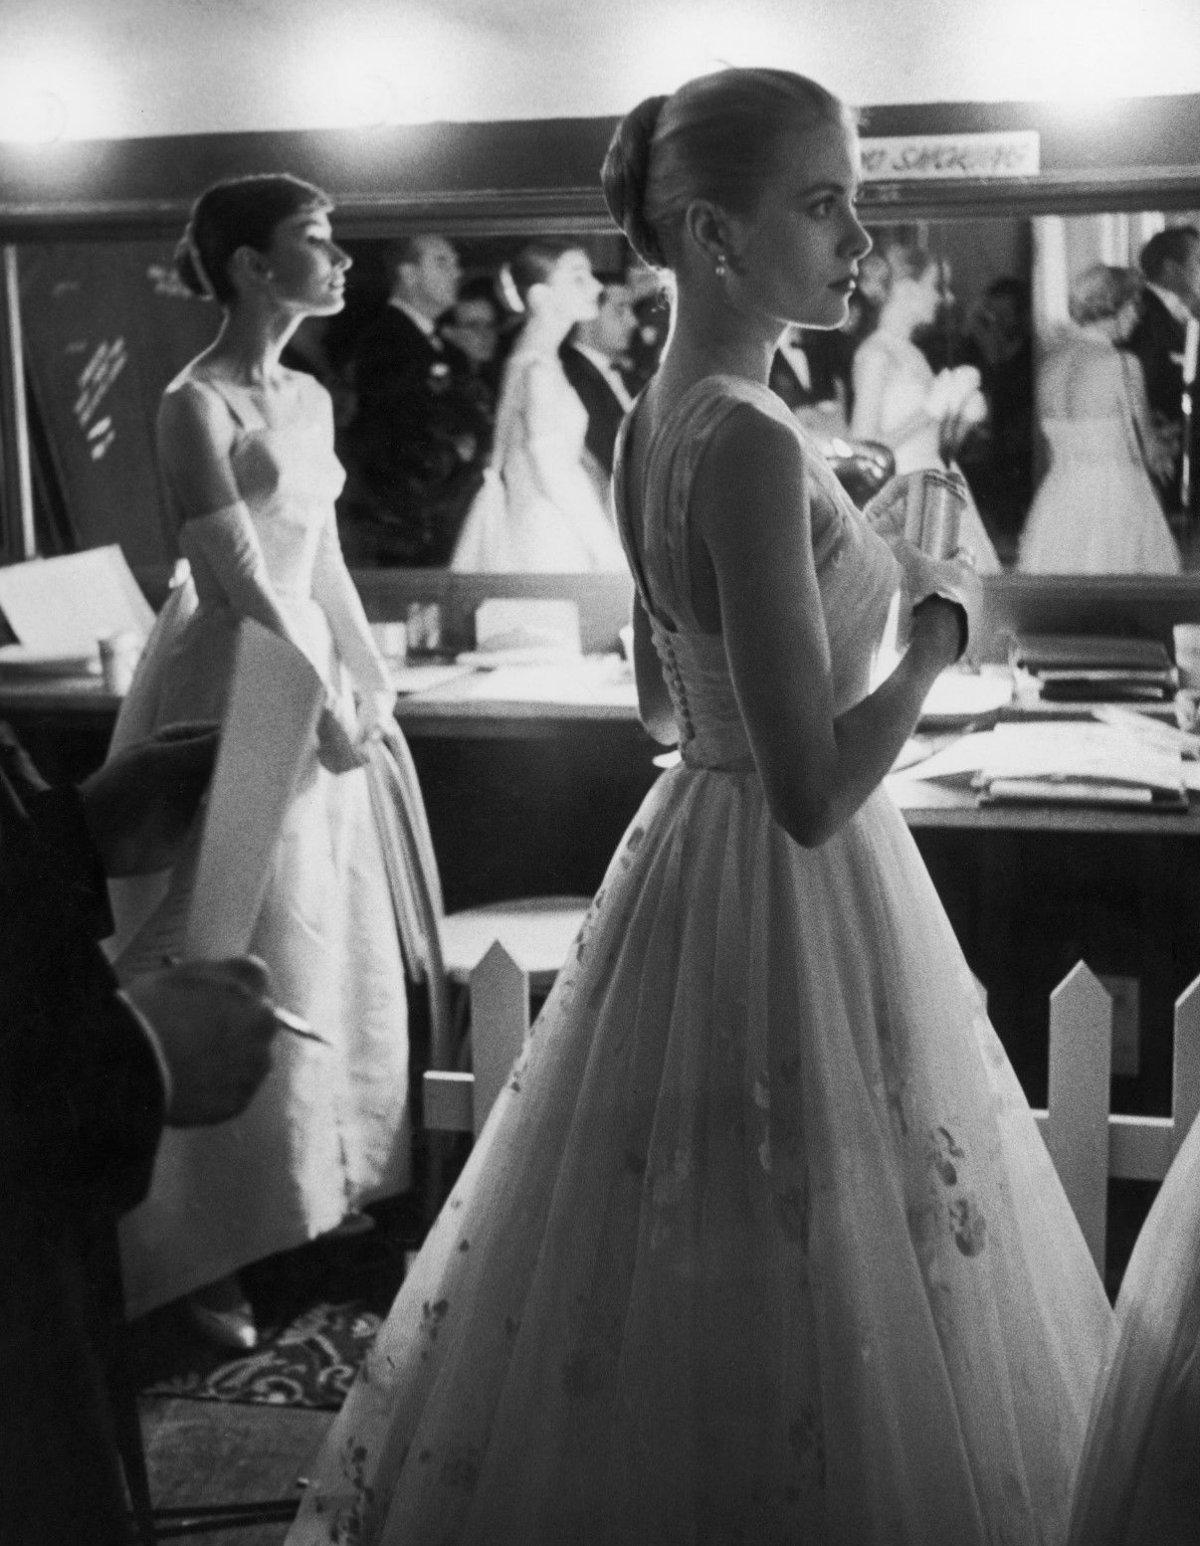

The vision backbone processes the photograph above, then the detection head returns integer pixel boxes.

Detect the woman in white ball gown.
[289,69,1110,1546]
[107,175,412,1350]
[450,240,626,573]
[1019,263,1180,575]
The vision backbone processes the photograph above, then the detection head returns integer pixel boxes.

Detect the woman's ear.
[228,244,272,293]
[682,200,735,274]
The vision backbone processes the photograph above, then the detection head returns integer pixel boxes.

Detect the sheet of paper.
[0,546,154,656]
[892,721,1184,793]
[110,621,325,978]
[184,621,325,958]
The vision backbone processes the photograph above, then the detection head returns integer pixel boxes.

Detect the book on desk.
[1010,634,1176,704]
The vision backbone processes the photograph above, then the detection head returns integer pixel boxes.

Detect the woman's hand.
[316,702,367,773]
[899,543,983,661]
[356,689,403,753]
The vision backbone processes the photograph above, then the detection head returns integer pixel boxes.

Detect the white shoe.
[187,1292,258,1351]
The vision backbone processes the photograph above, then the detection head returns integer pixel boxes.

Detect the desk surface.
[5,663,1199,836]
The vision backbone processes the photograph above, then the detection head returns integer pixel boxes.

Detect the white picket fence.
[425,948,1200,1273]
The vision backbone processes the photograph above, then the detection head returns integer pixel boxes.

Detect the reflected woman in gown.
[288,67,1110,1545]
[450,241,627,572]
[851,242,1002,571]
[1019,263,1180,575]
[107,175,412,1348]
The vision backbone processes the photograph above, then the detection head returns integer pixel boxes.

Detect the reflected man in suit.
[339,235,489,565]
[561,279,638,492]
[1126,225,1200,514]
[770,323,854,434]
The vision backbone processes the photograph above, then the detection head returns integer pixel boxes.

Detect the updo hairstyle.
[503,239,583,311]
[175,173,332,306]
[874,242,941,305]
[601,67,852,270]
[1068,263,1143,326]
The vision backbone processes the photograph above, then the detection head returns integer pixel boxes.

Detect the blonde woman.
[851,242,1001,570]
[290,69,1108,1546]
[1019,263,1180,574]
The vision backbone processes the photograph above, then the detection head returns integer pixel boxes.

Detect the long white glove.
[310,509,397,739]
[182,501,368,770]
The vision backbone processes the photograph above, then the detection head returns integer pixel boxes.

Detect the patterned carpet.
[128,1189,431,1411]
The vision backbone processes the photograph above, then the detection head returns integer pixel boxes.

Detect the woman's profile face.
[542,249,603,324]
[728,118,871,333]
[259,207,351,316]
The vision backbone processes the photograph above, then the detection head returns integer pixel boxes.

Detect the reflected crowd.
[284,221,1200,576]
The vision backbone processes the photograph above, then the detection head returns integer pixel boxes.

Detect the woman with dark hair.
[450,239,626,571]
[107,174,413,1349]
[289,70,1108,1545]
[1019,262,1179,574]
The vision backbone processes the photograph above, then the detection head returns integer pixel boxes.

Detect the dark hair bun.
[172,234,212,300]
[601,94,668,267]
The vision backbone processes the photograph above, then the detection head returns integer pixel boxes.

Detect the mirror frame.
[2,92,1199,631]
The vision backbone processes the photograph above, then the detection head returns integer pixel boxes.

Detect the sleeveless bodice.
[174,374,346,604]
[615,375,901,770]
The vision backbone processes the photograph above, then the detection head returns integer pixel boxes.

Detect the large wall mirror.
[2,96,1199,598]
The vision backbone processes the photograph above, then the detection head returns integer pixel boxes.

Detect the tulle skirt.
[289,765,1110,1545]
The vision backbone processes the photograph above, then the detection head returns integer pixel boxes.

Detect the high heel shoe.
[187,1278,258,1351]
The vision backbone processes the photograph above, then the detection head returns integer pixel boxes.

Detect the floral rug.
[128,1188,433,1411]
[137,1299,385,1410]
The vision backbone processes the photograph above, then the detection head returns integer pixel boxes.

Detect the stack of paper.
[894,720,1188,810]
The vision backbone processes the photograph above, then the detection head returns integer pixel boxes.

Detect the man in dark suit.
[769,323,854,423]
[561,279,637,485]
[339,235,490,566]
[1126,225,1200,513]
[0,723,279,1545]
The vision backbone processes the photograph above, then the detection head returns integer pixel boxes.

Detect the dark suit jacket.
[769,333,853,415]
[339,306,489,565]
[560,344,630,481]
[0,725,165,1545]
[1125,289,1194,510]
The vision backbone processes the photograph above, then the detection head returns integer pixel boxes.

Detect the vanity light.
[0,89,67,145]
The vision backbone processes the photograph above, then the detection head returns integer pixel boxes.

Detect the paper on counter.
[893,720,1185,794]
[0,546,154,657]
[112,620,324,977]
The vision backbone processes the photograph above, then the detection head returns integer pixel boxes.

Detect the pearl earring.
[714,252,728,280]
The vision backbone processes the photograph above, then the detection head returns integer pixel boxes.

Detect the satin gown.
[110,370,411,1317]
[451,347,626,573]
[288,376,1109,1546]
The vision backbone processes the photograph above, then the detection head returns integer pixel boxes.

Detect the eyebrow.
[798,180,852,199]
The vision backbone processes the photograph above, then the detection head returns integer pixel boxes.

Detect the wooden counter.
[5,662,1198,1113]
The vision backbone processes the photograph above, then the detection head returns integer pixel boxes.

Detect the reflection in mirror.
[14,211,1200,583]
[1022,212,1200,576]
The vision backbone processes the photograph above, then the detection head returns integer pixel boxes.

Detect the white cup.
[1173,624,1200,688]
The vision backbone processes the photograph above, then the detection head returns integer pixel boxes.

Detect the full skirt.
[289,765,1110,1545]
[112,586,411,1315]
